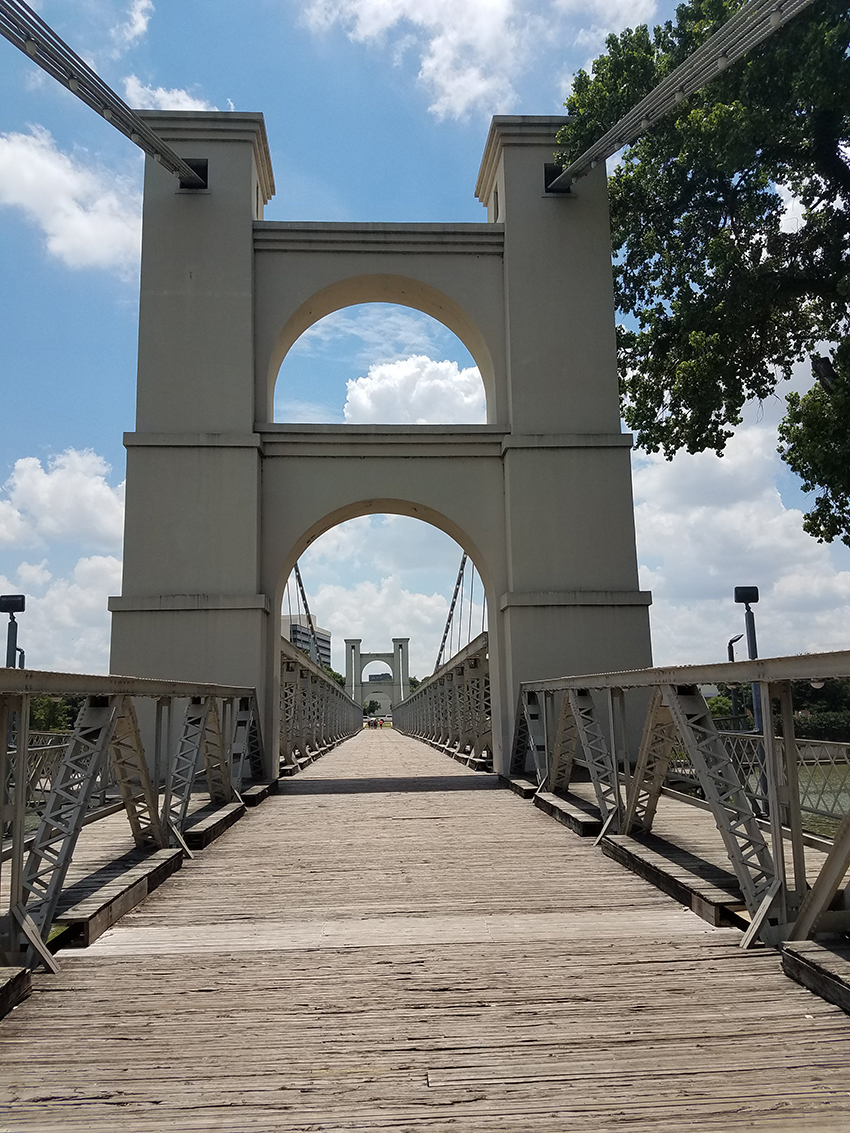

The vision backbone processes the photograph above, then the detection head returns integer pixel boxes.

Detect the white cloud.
[16,560,51,590]
[0,450,125,552]
[343,354,485,423]
[301,0,656,118]
[0,126,141,273]
[0,555,122,673]
[634,421,850,665]
[111,0,155,52]
[123,75,218,111]
[302,0,531,117]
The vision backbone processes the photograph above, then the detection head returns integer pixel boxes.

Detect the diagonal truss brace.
[622,688,678,835]
[18,696,117,954]
[522,692,549,786]
[549,693,580,796]
[663,684,776,921]
[568,689,623,827]
[509,693,537,779]
[163,697,234,842]
[231,696,264,791]
[109,696,167,849]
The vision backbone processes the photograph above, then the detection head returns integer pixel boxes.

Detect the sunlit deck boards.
[3,730,850,1131]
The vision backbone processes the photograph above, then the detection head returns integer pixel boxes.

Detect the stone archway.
[109,110,653,778]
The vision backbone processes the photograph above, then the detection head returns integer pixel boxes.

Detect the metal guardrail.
[1,670,265,971]
[279,638,363,768]
[511,649,850,948]
[393,633,492,769]
[670,731,850,837]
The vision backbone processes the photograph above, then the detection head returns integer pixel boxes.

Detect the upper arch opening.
[266,275,497,424]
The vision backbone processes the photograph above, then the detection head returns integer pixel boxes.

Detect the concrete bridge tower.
[109,111,652,777]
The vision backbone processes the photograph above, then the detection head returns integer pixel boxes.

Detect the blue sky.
[1,0,848,678]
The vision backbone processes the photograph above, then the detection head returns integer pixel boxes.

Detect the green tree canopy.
[556,0,850,538]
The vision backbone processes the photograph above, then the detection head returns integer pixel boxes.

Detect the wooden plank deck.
[3,730,850,1130]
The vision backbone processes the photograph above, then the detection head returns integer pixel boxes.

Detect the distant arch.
[266,275,497,423]
[273,497,493,608]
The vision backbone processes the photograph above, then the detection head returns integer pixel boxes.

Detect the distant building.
[282,614,331,668]
[368,672,392,682]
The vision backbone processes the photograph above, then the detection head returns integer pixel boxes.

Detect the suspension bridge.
[4,0,850,1127]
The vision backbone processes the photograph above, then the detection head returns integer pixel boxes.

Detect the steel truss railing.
[393,633,492,770]
[0,670,264,971]
[511,650,850,948]
[279,638,362,771]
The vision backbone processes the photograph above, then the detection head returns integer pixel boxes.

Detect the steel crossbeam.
[663,685,776,918]
[18,697,117,946]
[568,689,623,827]
[109,696,167,848]
[622,688,678,835]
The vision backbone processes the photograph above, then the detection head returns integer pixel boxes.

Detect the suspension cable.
[548,0,816,191]
[434,553,468,672]
[293,562,322,666]
[0,0,204,186]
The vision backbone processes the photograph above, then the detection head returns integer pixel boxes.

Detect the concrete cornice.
[259,425,505,459]
[135,110,275,203]
[254,222,503,255]
[108,594,271,613]
[500,591,653,611]
[124,428,634,456]
[501,433,633,451]
[475,115,569,204]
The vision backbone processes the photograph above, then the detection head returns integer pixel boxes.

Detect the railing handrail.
[0,668,258,699]
[398,632,489,706]
[279,639,359,706]
[521,649,850,693]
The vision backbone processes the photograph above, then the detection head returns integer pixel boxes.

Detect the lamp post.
[733,586,761,733]
[1,595,25,668]
[727,633,743,722]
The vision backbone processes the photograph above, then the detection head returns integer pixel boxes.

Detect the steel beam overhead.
[549,0,817,191]
[0,0,205,186]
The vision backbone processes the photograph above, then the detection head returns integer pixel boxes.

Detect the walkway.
[3,730,850,1131]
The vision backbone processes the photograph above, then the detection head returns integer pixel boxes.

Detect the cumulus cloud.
[634,423,850,665]
[302,0,656,118]
[0,555,122,673]
[111,0,155,52]
[0,126,141,273]
[344,355,486,423]
[0,449,125,552]
[123,75,218,111]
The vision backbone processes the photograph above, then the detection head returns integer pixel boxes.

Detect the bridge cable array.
[0,0,205,187]
[434,554,487,673]
[547,0,817,191]
[292,563,322,666]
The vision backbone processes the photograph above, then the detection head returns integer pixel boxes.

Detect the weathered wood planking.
[2,730,850,1131]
